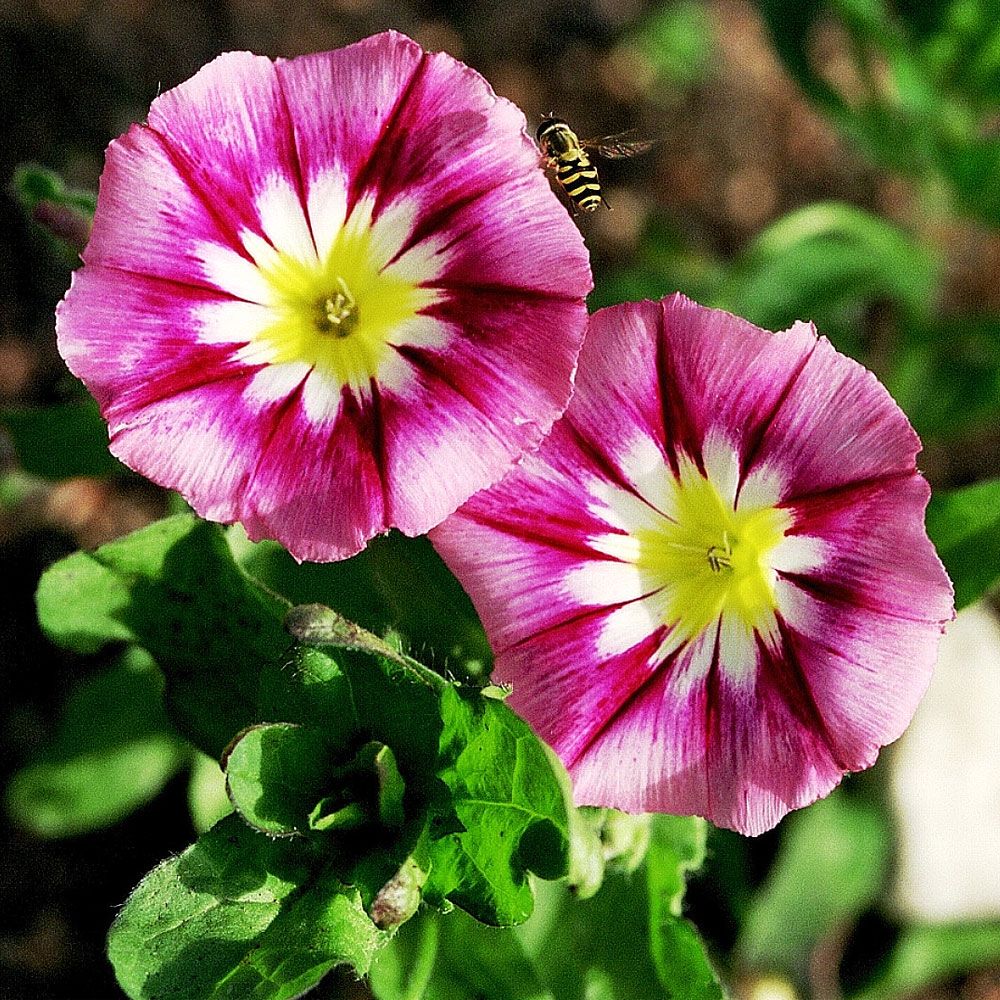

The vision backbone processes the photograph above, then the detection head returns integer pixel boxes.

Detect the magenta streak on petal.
[704,643,843,836]
[407,296,584,428]
[775,611,902,770]
[140,126,264,267]
[747,336,922,500]
[779,472,952,623]
[768,619,849,769]
[655,308,707,478]
[419,279,585,303]
[562,629,683,771]
[367,377,392,527]
[385,185,498,270]
[107,365,251,442]
[777,569,944,627]
[702,616,722,821]
[503,615,671,764]
[238,383,387,561]
[733,338,818,499]
[778,467,913,510]
[455,505,631,567]
[561,416,679,525]
[108,357,262,423]
[271,72,317,257]
[236,364,311,506]
[81,126,255,292]
[345,51,430,219]
[503,583,670,661]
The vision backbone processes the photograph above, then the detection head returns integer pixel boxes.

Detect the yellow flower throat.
[249,202,437,392]
[633,459,790,643]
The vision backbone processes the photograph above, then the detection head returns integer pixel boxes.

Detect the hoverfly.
[536,116,655,214]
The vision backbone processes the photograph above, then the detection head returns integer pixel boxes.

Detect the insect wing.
[580,130,658,160]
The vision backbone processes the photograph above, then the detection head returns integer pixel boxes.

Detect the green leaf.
[753,0,1000,226]
[426,687,571,925]
[0,400,121,479]
[712,202,939,346]
[925,477,1000,609]
[370,908,553,1000]
[6,647,187,837]
[224,723,334,837]
[738,792,890,980]
[647,815,724,999]
[520,873,686,999]
[108,814,386,1000]
[234,529,491,680]
[852,920,1000,1000]
[889,315,1000,440]
[36,514,291,757]
[254,642,443,907]
[188,753,234,834]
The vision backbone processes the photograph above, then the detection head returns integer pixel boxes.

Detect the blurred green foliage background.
[1,0,998,998]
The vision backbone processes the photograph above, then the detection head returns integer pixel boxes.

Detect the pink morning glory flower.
[431,295,953,836]
[56,31,591,561]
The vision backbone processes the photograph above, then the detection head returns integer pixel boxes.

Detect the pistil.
[318,277,358,337]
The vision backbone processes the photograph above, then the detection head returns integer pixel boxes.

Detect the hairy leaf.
[425,687,571,925]
[108,814,385,1000]
[36,514,290,756]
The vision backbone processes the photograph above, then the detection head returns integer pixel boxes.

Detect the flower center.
[242,198,441,393]
[316,277,359,338]
[633,458,790,645]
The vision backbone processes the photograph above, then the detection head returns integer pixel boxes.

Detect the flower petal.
[782,473,953,621]
[237,379,386,561]
[147,52,313,259]
[58,34,592,560]
[745,330,922,500]
[83,123,253,292]
[435,295,952,835]
[56,266,262,414]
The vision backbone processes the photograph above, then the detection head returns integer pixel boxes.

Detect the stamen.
[318,276,358,337]
[706,532,733,574]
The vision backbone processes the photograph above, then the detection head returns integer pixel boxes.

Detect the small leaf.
[426,687,571,925]
[187,753,233,834]
[738,792,890,980]
[224,722,333,836]
[712,202,939,344]
[36,514,291,757]
[925,477,1000,609]
[517,873,694,999]
[108,814,386,1000]
[6,647,187,837]
[646,815,724,999]
[0,400,121,479]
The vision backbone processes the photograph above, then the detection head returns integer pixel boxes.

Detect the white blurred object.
[892,603,1000,922]
[743,975,799,1000]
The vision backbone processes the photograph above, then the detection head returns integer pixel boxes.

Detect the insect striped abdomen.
[537,117,607,214]
[555,151,603,212]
